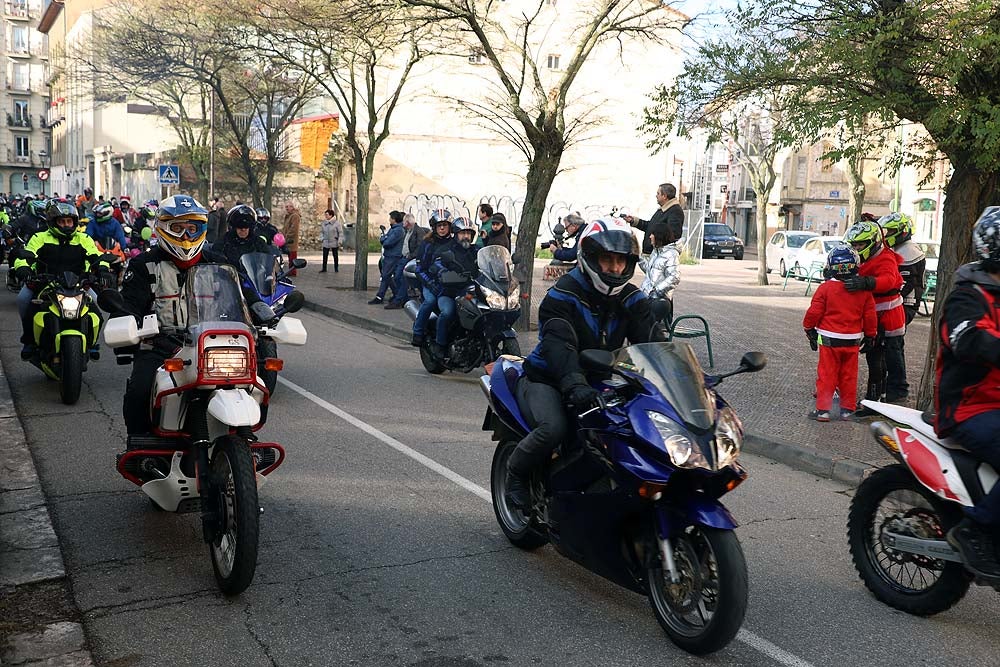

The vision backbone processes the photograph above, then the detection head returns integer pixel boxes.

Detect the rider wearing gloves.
[411,210,454,347]
[213,205,271,267]
[255,208,280,245]
[14,201,112,360]
[938,207,1000,579]
[427,218,479,358]
[879,212,926,325]
[841,220,907,410]
[86,201,128,251]
[802,245,876,422]
[505,217,667,509]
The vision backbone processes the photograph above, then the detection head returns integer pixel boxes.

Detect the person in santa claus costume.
[803,244,877,421]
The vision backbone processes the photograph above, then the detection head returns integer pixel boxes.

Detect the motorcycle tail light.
[202,347,250,380]
[263,358,283,371]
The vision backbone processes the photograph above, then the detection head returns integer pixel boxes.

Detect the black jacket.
[524,268,666,391]
[434,240,479,296]
[415,233,454,288]
[212,230,271,268]
[634,204,684,255]
[485,225,511,251]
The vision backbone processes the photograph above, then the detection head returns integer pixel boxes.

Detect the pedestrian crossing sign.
[158,164,180,185]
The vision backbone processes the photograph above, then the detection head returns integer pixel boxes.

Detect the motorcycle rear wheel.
[847,464,971,615]
[257,339,278,397]
[490,440,547,550]
[647,526,747,655]
[209,436,260,596]
[58,336,84,405]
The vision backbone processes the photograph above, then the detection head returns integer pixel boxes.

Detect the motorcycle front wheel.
[847,464,971,615]
[419,344,446,374]
[257,338,279,397]
[209,436,260,596]
[490,440,547,550]
[647,526,747,655]
[58,336,84,405]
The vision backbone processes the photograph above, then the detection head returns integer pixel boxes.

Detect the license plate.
[720,248,733,253]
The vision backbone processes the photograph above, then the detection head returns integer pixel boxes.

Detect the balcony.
[7,113,31,129]
[5,1,31,19]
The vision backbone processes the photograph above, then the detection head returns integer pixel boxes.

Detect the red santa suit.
[859,246,905,337]
[803,278,877,412]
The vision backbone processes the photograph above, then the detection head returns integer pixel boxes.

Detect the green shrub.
[536,248,554,259]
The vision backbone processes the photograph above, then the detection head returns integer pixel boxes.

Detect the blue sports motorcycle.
[481,342,766,655]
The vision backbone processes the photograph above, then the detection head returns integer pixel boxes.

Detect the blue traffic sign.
[158,164,180,185]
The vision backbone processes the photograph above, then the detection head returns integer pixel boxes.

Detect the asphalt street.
[3,294,1000,667]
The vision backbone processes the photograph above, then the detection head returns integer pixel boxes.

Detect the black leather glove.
[859,336,876,354]
[843,275,876,292]
[14,266,31,282]
[806,328,818,352]
[565,383,599,410]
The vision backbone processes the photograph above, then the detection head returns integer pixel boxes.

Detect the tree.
[399,0,687,327]
[240,0,428,290]
[647,0,1000,406]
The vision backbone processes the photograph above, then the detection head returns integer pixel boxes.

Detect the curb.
[303,299,877,487]
[0,360,95,666]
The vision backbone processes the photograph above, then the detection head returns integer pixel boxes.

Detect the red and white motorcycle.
[100,263,307,595]
[847,399,999,615]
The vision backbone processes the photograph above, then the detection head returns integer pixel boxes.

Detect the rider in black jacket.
[506,217,667,508]
[429,218,479,357]
[213,205,271,267]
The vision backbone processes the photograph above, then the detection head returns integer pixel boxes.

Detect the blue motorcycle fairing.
[607,436,673,484]
[659,495,739,532]
[488,356,531,434]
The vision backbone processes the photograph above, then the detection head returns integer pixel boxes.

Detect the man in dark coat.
[624,183,685,255]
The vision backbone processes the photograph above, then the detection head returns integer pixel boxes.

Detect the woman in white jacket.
[639,221,680,325]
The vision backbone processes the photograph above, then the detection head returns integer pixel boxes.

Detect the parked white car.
[793,236,845,277]
[765,231,819,276]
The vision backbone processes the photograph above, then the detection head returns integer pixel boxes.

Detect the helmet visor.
[164,220,207,240]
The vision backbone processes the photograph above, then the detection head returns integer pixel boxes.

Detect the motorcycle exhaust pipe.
[403,300,420,322]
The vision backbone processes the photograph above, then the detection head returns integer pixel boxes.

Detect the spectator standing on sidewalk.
[623,183,685,256]
[387,213,427,309]
[320,209,342,273]
[282,201,301,276]
[802,245,877,422]
[639,221,680,327]
[476,203,494,247]
[206,197,225,243]
[485,213,511,250]
[369,210,405,305]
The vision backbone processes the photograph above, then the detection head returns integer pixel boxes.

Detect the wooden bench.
[668,315,714,368]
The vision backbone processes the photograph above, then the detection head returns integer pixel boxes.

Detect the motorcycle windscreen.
[240,252,278,297]
[477,245,517,295]
[613,342,715,431]
[185,264,252,327]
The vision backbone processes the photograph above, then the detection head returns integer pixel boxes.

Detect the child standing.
[639,221,680,326]
[802,244,877,421]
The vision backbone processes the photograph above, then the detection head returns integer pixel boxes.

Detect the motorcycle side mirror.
[250,301,277,325]
[97,288,127,314]
[291,258,307,269]
[579,349,615,373]
[739,351,767,372]
[282,291,305,313]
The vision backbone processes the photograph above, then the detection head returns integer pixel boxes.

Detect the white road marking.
[278,375,817,667]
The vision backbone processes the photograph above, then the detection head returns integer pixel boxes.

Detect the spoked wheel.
[647,526,747,655]
[490,440,547,550]
[257,338,278,397]
[847,464,971,615]
[208,436,260,596]
[419,344,446,374]
[58,336,84,405]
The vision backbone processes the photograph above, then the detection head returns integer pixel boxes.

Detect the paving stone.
[2,622,91,666]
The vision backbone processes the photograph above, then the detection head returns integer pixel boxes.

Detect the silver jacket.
[639,243,680,299]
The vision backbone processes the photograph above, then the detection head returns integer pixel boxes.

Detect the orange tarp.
[298,117,339,170]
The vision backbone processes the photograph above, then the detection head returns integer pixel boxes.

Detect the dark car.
[701,223,744,260]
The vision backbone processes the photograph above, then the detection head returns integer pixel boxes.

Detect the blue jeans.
[436,295,457,346]
[376,256,402,299]
[391,259,409,304]
[413,286,438,337]
[953,410,1000,528]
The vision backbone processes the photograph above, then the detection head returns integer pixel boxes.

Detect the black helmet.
[45,201,80,239]
[227,204,257,230]
[255,207,271,223]
[578,217,639,296]
[973,206,1000,270]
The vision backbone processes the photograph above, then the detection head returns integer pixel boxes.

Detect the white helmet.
[577,217,639,296]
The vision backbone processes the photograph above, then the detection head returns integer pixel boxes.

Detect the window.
[795,156,807,188]
[546,54,560,69]
[11,62,27,89]
[468,49,485,65]
[13,99,26,125]
[820,141,834,173]
[15,135,28,158]
[10,25,27,54]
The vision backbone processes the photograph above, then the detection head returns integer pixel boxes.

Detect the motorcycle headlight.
[507,291,520,309]
[715,407,743,468]
[483,289,507,309]
[202,347,250,380]
[647,411,709,469]
[56,294,82,319]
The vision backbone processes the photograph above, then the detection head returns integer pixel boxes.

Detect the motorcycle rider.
[14,201,112,360]
[86,201,128,251]
[879,212,926,326]
[428,218,480,358]
[213,205,271,267]
[255,207,280,245]
[842,220,907,410]
[411,210,454,347]
[505,218,667,508]
[938,207,1000,579]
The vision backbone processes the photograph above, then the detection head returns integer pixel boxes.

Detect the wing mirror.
[282,290,305,314]
[97,288,127,314]
[291,258,307,269]
[739,351,767,372]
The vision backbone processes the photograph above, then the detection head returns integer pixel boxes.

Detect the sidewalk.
[293,252,916,484]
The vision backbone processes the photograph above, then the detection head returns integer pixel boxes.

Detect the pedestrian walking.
[320,209,342,273]
[803,245,877,422]
[369,210,405,305]
[282,200,301,277]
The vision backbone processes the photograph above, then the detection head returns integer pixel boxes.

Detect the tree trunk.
[754,191,770,285]
[353,170,374,291]
[846,154,866,228]
[512,147,562,331]
[915,164,1000,409]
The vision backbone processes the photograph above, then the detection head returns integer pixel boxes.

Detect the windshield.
[240,252,277,297]
[477,245,517,295]
[705,224,735,237]
[787,234,814,248]
[186,264,251,328]
[614,342,715,431]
